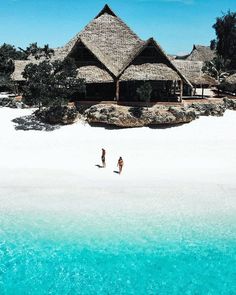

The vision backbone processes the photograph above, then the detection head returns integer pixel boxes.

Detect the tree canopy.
[19,43,54,60]
[212,11,236,69]
[22,58,85,108]
[0,43,27,89]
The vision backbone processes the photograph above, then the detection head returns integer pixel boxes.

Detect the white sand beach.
[0,107,236,217]
[1,107,236,294]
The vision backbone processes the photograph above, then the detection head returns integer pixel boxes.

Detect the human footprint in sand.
[117,157,124,174]
[101,148,106,167]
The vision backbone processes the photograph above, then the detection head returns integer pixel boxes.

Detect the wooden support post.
[180,80,183,103]
[116,80,120,102]
[201,84,204,99]
[174,80,176,96]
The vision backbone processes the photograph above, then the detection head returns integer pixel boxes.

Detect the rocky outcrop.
[35,105,79,125]
[0,96,26,108]
[187,100,226,116]
[84,104,197,128]
[223,97,236,110]
[83,99,233,128]
[22,97,236,128]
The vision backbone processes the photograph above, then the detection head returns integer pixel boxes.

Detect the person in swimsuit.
[101,148,106,167]
[117,157,124,174]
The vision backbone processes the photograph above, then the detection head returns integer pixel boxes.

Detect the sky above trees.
[0,0,235,55]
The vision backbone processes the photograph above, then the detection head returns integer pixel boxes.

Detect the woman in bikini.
[117,157,124,174]
[101,148,106,167]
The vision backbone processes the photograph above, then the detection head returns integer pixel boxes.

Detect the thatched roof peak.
[187,45,215,62]
[55,5,144,77]
[176,44,215,62]
[95,4,117,19]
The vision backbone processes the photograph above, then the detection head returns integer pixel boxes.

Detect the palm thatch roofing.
[55,4,145,77]
[173,60,218,86]
[176,45,215,62]
[77,65,113,83]
[225,73,236,84]
[120,38,191,85]
[11,60,40,81]
[120,63,180,81]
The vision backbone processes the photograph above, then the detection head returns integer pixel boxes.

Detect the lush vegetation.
[205,11,236,81]
[0,44,27,90]
[19,43,54,60]
[203,56,229,82]
[212,11,236,70]
[0,42,55,91]
[22,58,85,109]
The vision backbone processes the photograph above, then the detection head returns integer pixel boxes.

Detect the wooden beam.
[116,80,120,101]
[174,80,176,95]
[180,80,183,103]
[202,84,204,99]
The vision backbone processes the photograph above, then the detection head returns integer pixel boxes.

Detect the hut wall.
[71,82,116,101]
[119,80,178,102]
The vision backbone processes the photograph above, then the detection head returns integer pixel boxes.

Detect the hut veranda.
[12,4,197,104]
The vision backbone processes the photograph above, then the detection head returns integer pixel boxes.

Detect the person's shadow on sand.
[95,164,104,168]
[113,170,120,174]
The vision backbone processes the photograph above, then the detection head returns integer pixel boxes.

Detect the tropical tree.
[19,43,54,60]
[22,58,85,109]
[203,56,229,82]
[0,43,26,90]
[0,43,27,60]
[212,11,236,69]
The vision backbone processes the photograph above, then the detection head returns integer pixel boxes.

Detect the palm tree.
[203,56,229,83]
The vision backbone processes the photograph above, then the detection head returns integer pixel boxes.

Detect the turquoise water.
[0,189,236,294]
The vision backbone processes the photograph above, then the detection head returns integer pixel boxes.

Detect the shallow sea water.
[0,186,236,295]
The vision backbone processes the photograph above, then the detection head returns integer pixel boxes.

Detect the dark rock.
[187,101,226,117]
[224,97,236,110]
[0,96,26,109]
[35,105,79,125]
[84,104,197,128]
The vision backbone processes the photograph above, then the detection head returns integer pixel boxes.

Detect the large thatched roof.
[12,4,192,87]
[55,5,144,77]
[176,45,215,62]
[173,60,217,86]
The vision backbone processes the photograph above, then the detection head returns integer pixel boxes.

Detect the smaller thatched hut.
[176,45,215,62]
[173,60,217,87]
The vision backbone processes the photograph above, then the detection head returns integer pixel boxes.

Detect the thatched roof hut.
[176,45,215,62]
[173,60,218,86]
[12,4,194,102]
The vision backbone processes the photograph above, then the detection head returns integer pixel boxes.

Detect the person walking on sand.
[101,148,106,167]
[117,157,124,174]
